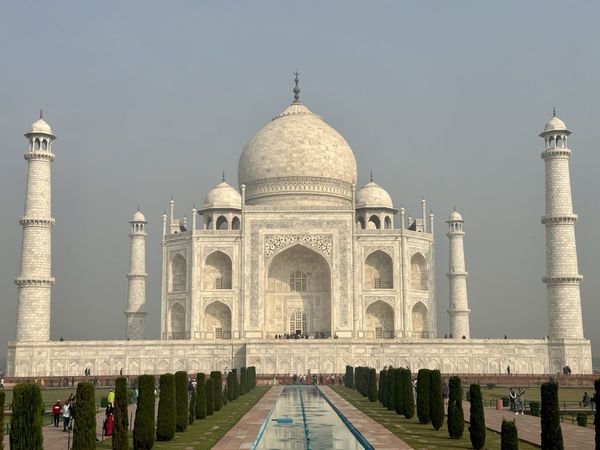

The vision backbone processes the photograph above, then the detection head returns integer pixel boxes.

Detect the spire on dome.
[370,170,373,182]
[40,109,43,119]
[293,69,300,103]
[553,106,556,117]
[222,169,226,182]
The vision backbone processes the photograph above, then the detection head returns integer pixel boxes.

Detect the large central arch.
[265,244,331,337]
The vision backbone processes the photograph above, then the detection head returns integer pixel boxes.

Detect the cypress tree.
[469,384,486,450]
[447,376,464,438]
[368,368,377,402]
[345,365,354,389]
[227,372,234,401]
[540,382,563,450]
[430,370,444,431]
[387,365,395,411]
[501,419,519,450]
[240,367,247,395]
[403,368,415,419]
[188,390,196,425]
[416,369,431,424]
[174,371,188,432]
[113,376,129,450]
[133,375,155,450]
[73,381,96,450]
[378,369,387,405]
[210,371,223,410]
[9,383,43,450]
[206,378,215,415]
[594,378,600,450]
[195,373,207,419]
[156,373,176,441]
[394,368,404,415]
[250,366,256,389]
[222,385,229,405]
[231,369,239,399]
[0,391,4,450]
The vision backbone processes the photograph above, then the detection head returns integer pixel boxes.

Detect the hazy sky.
[1,1,599,367]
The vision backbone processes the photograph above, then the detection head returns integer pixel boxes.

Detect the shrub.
[156,373,176,441]
[231,369,239,400]
[529,400,540,417]
[113,377,129,450]
[210,371,223,411]
[430,370,444,430]
[541,382,563,450]
[206,378,215,415]
[486,383,497,390]
[73,382,96,450]
[9,383,43,450]
[378,369,386,405]
[345,365,354,389]
[189,390,196,425]
[249,366,256,389]
[576,412,587,427]
[174,371,188,432]
[447,376,464,438]
[403,368,415,419]
[240,367,247,396]
[386,366,395,411]
[594,378,600,450]
[394,369,404,415]
[469,384,486,450]
[368,368,377,402]
[416,369,431,424]
[501,419,519,450]
[222,385,228,405]
[133,375,155,450]
[196,373,207,419]
[227,372,234,401]
[0,391,4,450]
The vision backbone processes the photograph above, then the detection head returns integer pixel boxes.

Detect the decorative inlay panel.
[364,296,395,307]
[202,297,233,309]
[264,234,333,261]
[364,246,394,257]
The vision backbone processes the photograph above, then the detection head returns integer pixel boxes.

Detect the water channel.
[253,386,372,450]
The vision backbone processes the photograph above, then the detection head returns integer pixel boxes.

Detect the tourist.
[0,377,4,389]
[103,402,114,437]
[442,382,449,405]
[69,399,76,430]
[52,400,62,427]
[506,365,511,375]
[516,388,525,415]
[508,387,516,412]
[62,400,71,432]
[582,392,591,407]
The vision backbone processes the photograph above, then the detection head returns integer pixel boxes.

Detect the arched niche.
[266,244,331,337]
[204,251,232,289]
[357,216,366,229]
[411,301,428,338]
[205,301,231,339]
[365,250,393,289]
[170,302,186,339]
[384,216,392,229]
[410,252,428,291]
[368,215,380,229]
[170,254,187,292]
[216,215,228,230]
[365,300,394,338]
[231,216,241,230]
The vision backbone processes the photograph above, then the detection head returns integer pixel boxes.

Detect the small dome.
[543,116,568,133]
[448,209,463,221]
[30,118,53,135]
[356,181,394,209]
[132,210,146,222]
[201,181,241,210]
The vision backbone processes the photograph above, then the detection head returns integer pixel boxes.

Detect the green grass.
[332,386,539,450]
[479,386,592,404]
[97,386,270,449]
[2,387,111,407]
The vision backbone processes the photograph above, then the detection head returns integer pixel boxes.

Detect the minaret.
[125,209,148,339]
[446,208,470,338]
[15,112,56,342]
[540,112,584,339]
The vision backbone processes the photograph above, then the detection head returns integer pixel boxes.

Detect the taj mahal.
[6,76,592,377]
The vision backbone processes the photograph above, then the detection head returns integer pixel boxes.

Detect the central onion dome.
[238,76,357,206]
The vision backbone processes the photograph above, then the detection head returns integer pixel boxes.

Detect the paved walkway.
[2,404,137,450]
[466,401,594,450]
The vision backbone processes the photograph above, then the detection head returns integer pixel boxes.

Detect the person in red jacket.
[52,400,62,427]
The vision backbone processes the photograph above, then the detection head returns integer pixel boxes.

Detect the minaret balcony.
[19,217,55,227]
[15,276,55,286]
[542,275,583,285]
[541,214,577,224]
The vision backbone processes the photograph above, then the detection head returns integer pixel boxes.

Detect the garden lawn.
[479,386,590,404]
[332,386,539,450]
[98,385,269,450]
[2,387,111,407]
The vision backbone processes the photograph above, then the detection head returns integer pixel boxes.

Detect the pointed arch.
[170,254,187,292]
[205,216,213,230]
[216,215,228,230]
[41,139,48,150]
[411,301,428,338]
[410,252,428,291]
[365,250,393,289]
[357,216,366,229]
[204,251,232,289]
[368,215,380,229]
[231,216,240,230]
[205,301,231,339]
[384,216,392,229]
[365,300,394,338]
[34,138,40,150]
[169,302,186,339]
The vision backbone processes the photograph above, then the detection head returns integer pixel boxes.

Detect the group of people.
[51,394,77,432]
[103,389,116,437]
[508,387,526,414]
[273,332,339,340]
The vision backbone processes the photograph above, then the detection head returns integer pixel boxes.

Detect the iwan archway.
[265,244,331,338]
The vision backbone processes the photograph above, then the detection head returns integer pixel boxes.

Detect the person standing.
[62,400,71,432]
[509,387,516,412]
[516,388,526,415]
[52,400,62,427]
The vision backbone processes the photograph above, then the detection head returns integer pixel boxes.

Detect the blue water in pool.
[254,386,368,450]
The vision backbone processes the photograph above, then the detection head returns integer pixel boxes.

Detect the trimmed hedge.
[447,376,464,438]
[189,390,196,425]
[222,385,228,405]
[9,383,43,450]
[240,367,248,396]
[345,365,354,388]
[469,384,486,450]
[210,371,223,411]
[541,382,563,450]
[386,366,395,411]
[416,369,431,424]
[73,382,96,450]
[133,375,155,450]
[594,378,600,450]
[175,371,188,432]
[113,377,129,450]
[368,368,377,402]
[196,373,207,419]
[378,369,387,407]
[402,368,415,419]
[156,373,176,441]
[430,370,444,430]
[206,378,215,416]
[394,369,403,415]
[501,419,519,450]
[0,391,4,450]
[529,400,540,417]
[231,369,239,400]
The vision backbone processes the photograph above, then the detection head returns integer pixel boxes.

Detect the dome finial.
[293,69,300,103]
[553,106,557,117]
[39,108,43,119]
[222,169,226,182]
[370,169,373,182]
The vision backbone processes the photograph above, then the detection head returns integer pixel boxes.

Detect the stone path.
[2,404,136,450]
[466,401,595,450]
